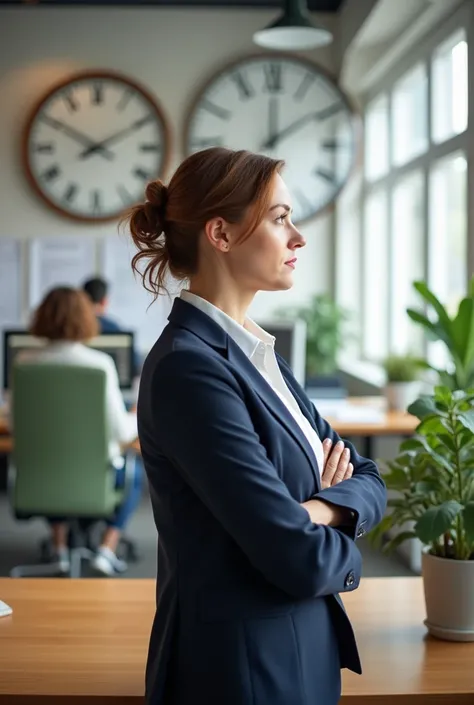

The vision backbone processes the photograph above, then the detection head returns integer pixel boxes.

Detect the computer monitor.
[257,318,307,386]
[2,330,135,391]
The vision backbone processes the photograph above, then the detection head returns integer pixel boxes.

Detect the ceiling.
[3,0,345,10]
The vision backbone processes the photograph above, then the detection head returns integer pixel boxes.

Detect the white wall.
[0,6,338,331]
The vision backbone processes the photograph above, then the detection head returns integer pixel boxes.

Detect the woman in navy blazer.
[125,148,387,705]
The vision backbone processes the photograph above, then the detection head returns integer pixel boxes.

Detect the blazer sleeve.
[276,354,387,542]
[149,349,362,600]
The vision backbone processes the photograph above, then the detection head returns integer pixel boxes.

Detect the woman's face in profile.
[228,174,306,294]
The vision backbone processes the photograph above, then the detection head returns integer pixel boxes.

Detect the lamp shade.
[253,0,333,51]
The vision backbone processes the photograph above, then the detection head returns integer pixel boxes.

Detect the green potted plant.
[383,354,422,411]
[407,277,474,390]
[276,294,352,389]
[370,386,474,641]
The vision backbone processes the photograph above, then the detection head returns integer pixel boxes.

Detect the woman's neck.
[187,278,254,327]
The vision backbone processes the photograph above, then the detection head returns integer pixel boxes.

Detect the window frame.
[350,6,473,364]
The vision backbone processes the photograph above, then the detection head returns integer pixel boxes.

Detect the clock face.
[24,71,170,222]
[185,55,358,224]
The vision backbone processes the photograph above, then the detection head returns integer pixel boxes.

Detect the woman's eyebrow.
[269,203,291,211]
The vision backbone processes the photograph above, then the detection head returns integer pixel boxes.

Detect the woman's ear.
[204,217,232,252]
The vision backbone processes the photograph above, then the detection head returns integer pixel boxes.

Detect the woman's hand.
[321,439,353,490]
[300,498,352,527]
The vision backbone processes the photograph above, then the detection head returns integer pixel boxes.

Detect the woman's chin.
[260,276,294,292]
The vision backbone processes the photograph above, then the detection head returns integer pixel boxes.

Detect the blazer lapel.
[226,338,321,491]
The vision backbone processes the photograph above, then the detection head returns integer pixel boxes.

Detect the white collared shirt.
[180,290,323,476]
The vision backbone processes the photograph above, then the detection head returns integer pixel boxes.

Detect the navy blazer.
[138,298,387,705]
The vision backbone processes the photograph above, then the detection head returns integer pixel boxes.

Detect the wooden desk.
[0,399,419,459]
[0,577,472,704]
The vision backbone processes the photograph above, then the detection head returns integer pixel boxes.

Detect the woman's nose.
[289,228,306,249]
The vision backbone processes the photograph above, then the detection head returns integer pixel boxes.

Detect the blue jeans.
[108,454,143,530]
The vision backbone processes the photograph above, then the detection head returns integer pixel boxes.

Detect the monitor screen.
[257,319,307,386]
[2,331,135,391]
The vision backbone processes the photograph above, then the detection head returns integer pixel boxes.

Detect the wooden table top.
[0,577,472,704]
[0,399,419,457]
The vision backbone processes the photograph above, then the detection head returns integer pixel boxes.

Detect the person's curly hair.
[30,286,99,342]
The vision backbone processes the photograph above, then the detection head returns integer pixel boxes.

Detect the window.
[390,171,425,354]
[392,64,428,166]
[342,17,470,368]
[365,95,389,182]
[429,152,467,314]
[432,31,468,144]
[363,189,389,360]
[335,175,362,356]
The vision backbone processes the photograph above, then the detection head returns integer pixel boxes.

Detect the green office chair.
[8,363,137,578]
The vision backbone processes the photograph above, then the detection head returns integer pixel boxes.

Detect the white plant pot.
[422,550,474,641]
[384,381,421,411]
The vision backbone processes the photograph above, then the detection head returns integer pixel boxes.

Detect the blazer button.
[357,527,365,538]
[345,571,355,588]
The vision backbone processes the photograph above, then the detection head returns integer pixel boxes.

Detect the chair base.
[10,547,94,578]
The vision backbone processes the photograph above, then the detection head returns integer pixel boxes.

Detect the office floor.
[0,489,414,579]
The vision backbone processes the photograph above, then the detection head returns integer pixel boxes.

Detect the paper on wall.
[0,239,22,328]
[29,237,96,310]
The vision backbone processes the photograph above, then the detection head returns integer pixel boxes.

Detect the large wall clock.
[184,54,359,224]
[23,70,170,222]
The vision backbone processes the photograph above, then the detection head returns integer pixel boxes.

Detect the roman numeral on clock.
[41,165,61,182]
[63,183,78,203]
[134,167,152,180]
[264,63,282,93]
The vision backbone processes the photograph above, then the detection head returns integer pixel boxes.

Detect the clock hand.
[267,96,279,150]
[261,103,342,150]
[41,115,114,160]
[78,115,153,159]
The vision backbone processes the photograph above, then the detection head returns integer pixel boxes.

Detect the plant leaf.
[416,480,439,495]
[408,396,438,419]
[406,309,442,341]
[452,298,474,368]
[462,503,474,545]
[413,281,453,331]
[458,410,474,433]
[415,501,463,544]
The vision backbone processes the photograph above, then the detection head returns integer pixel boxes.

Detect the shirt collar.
[180,290,275,360]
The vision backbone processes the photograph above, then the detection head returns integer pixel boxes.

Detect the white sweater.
[17,341,137,462]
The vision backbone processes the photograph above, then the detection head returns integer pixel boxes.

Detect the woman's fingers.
[322,438,332,466]
[332,447,351,485]
[321,440,345,486]
[343,462,354,481]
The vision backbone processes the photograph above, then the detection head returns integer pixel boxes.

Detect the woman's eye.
[276,213,288,224]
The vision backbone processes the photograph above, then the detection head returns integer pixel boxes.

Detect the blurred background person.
[16,286,141,576]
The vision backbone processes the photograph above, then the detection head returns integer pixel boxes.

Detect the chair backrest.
[12,363,115,517]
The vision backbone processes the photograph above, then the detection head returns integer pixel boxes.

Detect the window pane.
[390,171,425,354]
[392,64,428,166]
[364,95,389,181]
[336,175,361,356]
[363,189,389,360]
[428,152,467,367]
[432,30,468,144]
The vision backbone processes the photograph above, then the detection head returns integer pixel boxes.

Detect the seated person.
[82,276,141,376]
[17,286,142,577]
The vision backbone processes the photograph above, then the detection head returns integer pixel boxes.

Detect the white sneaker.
[91,547,128,576]
[51,548,70,574]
